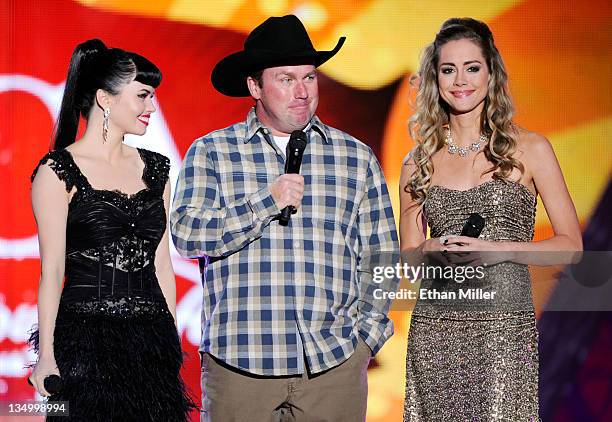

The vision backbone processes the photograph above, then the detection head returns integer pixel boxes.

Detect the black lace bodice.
[32,148,170,306]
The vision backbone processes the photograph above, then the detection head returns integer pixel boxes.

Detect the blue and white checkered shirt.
[170,108,399,376]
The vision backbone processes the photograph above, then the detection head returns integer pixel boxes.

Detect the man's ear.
[246,76,261,100]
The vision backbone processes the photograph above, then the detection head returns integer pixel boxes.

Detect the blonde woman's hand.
[421,236,454,253]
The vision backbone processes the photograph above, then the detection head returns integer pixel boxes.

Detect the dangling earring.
[102,108,110,143]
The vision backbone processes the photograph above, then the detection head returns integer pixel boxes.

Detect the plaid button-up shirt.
[170,108,399,376]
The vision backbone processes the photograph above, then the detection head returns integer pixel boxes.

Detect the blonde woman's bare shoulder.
[517,129,554,156]
[515,128,558,177]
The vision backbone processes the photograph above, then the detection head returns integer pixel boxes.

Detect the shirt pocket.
[218,162,279,204]
[305,170,363,228]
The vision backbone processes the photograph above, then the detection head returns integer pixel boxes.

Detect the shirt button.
[262,128,269,134]
[293,241,300,248]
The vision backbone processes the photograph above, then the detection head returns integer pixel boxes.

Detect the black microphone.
[28,374,63,395]
[279,130,307,226]
[461,213,485,238]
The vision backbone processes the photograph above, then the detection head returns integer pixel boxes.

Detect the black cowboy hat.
[211,15,346,97]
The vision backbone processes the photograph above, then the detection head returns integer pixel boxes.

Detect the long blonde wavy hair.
[406,18,523,204]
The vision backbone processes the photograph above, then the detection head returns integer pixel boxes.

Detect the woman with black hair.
[27,39,195,420]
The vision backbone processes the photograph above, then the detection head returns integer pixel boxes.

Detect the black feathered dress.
[29,148,196,421]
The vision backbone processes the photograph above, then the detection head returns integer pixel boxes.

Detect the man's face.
[247,64,319,136]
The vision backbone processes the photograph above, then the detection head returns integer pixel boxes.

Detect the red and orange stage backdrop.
[1,1,611,421]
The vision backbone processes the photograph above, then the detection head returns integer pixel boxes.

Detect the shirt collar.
[243,107,331,144]
[309,115,331,144]
[244,108,263,143]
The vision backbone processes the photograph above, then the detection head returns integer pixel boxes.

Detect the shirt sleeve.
[170,138,281,258]
[356,151,400,356]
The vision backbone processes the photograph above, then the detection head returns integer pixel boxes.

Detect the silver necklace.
[445,128,488,157]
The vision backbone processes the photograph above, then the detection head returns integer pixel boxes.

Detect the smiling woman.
[437,40,489,115]
[108,81,156,136]
[27,39,196,420]
[405,18,521,202]
[400,17,582,422]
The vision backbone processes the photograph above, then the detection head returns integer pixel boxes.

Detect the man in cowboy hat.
[171,14,398,421]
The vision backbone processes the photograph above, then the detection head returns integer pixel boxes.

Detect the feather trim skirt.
[29,298,197,421]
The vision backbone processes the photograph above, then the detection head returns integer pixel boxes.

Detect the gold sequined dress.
[404,179,539,421]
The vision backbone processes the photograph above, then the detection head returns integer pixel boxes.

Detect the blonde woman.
[400,18,582,421]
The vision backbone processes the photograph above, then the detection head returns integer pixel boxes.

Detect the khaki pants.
[200,339,371,422]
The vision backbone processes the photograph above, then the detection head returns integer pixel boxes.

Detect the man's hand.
[270,174,304,210]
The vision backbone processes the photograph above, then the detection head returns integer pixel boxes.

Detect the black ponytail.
[53,39,105,150]
[52,39,162,150]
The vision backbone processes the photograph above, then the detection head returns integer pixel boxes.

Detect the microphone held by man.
[278,130,307,226]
